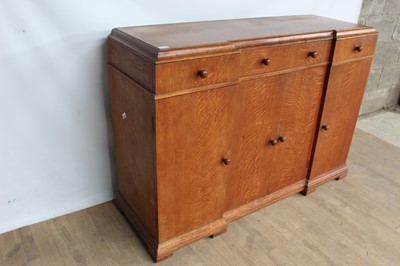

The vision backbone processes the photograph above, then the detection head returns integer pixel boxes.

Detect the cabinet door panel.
[155,87,236,242]
[310,58,373,179]
[225,67,326,210]
[267,67,326,193]
[224,76,283,211]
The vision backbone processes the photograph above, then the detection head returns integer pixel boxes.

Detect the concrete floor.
[357,106,400,148]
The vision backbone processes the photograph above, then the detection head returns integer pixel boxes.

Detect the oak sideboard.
[107,15,377,262]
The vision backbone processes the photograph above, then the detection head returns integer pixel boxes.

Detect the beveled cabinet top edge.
[109,15,375,61]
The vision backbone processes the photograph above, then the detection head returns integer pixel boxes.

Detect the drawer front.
[333,35,377,62]
[240,40,332,77]
[155,54,239,94]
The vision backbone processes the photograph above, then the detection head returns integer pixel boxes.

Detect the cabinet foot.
[301,187,316,196]
[151,251,173,263]
[209,227,227,238]
[304,165,348,195]
[335,175,346,181]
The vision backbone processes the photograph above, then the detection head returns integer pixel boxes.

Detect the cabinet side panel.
[309,58,373,179]
[108,37,155,93]
[109,66,157,238]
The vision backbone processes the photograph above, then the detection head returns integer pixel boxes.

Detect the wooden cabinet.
[108,15,377,262]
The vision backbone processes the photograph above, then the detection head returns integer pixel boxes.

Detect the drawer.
[155,54,239,94]
[333,35,377,62]
[240,40,332,77]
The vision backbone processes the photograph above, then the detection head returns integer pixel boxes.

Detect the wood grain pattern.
[224,66,326,212]
[240,40,332,77]
[333,34,378,62]
[308,58,373,182]
[224,74,281,211]
[107,16,377,262]
[117,15,368,56]
[224,180,306,223]
[155,86,238,242]
[108,38,154,92]
[155,53,239,94]
[109,66,157,238]
[267,66,327,194]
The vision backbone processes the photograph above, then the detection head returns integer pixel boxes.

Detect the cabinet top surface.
[114,15,368,50]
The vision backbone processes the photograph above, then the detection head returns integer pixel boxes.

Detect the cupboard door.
[224,75,282,211]
[155,87,236,242]
[267,66,327,193]
[309,58,373,179]
[225,67,326,210]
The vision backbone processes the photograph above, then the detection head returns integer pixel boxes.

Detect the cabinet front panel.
[310,58,373,179]
[240,40,331,77]
[225,66,326,210]
[155,87,237,242]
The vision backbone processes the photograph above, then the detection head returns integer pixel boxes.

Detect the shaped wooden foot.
[209,227,227,238]
[301,187,316,196]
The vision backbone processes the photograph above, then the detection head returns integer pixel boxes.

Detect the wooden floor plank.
[1,128,400,265]
[0,230,25,266]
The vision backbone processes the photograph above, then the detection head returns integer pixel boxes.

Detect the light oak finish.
[224,66,326,212]
[305,58,374,193]
[240,40,332,77]
[155,53,239,94]
[107,15,377,261]
[333,34,377,62]
[155,86,237,242]
[1,129,400,265]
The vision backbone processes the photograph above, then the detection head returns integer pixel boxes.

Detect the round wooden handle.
[261,58,271,66]
[278,136,286,143]
[321,124,330,131]
[269,139,278,146]
[197,70,208,78]
[222,156,231,165]
[355,46,363,53]
[309,51,318,58]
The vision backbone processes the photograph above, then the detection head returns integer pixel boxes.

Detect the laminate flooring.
[1,128,399,265]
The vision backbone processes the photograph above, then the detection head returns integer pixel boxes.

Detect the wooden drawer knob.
[261,58,271,66]
[277,136,286,143]
[197,69,208,78]
[309,51,318,58]
[269,139,278,146]
[354,46,363,53]
[222,156,231,165]
[321,124,330,131]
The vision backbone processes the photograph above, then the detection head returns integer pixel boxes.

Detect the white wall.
[0,0,362,233]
